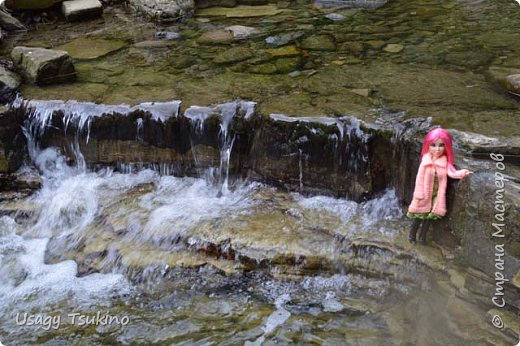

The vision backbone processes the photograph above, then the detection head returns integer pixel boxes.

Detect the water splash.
[0,234,132,315]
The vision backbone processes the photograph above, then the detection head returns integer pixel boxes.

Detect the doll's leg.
[408,219,422,244]
[418,220,432,245]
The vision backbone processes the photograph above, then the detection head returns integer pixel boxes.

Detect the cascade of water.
[341,116,370,174]
[136,118,144,141]
[19,98,181,170]
[216,102,240,196]
[184,101,255,195]
[298,148,304,189]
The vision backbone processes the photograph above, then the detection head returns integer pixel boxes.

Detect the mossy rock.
[214,46,254,64]
[248,63,278,74]
[197,30,234,45]
[300,34,336,51]
[171,55,198,69]
[266,45,301,58]
[195,4,282,17]
[274,57,302,73]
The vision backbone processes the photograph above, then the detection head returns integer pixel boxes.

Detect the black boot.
[408,219,421,244]
[418,220,432,245]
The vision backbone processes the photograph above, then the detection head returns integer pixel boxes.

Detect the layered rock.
[10,46,76,85]
[0,62,21,103]
[0,9,26,32]
[0,106,26,173]
[5,99,520,316]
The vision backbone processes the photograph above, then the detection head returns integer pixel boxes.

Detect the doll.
[407,128,472,245]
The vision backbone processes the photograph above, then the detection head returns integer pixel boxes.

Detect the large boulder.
[0,10,26,32]
[127,0,195,22]
[62,0,103,22]
[10,46,76,85]
[4,0,63,10]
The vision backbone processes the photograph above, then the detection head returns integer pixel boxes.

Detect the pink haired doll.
[408,128,472,245]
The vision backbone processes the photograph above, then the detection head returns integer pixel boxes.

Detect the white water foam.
[295,189,402,236]
[138,176,259,242]
[0,231,132,315]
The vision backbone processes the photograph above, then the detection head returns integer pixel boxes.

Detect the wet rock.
[197,29,234,44]
[485,309,520,340]
[450,172,520,277]
[445,49,494,70]
[266,45,301,58]
[214,46,253,64]
[485,66,518,91]
[274,57,301,73]
[248,62,277,74]
[505,74,520,94]
[0,9,26,32]
[0,144,8,173]
[196,0,236,8]
[350,88,370,97]
[265,32,305,47]
[325,13,345,21]
[446,295,487,339]
[133,40,176,48]
[237,0,269,5]
[415,6,449,18]
[56,37,127,60]
[4,0,62,10]
[11,46,76,85]
[366,40,386,49]
[383,43,404,53]
[300,34,336,51]
[338,41,364,56]
[170,55,197,69]
[224,25,261,39]
[0,64,21,103]
[62,0,103,22]
[0,167,42,191]
[155,31,181,40]
[128,0,195,22]
[450,129,520,160]
[196,4,281,17]
[0,110,25,173]
[313,0,388,9]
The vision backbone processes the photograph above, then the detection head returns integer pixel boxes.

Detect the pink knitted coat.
[408,154,467,217]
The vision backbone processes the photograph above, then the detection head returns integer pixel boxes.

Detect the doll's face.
[429,138,445,159]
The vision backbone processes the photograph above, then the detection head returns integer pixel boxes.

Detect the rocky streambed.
[0,0,519,344]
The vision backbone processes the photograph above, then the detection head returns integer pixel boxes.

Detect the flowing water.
[6,0,520,136]
[1,0,519,344]
[0,107,511,345]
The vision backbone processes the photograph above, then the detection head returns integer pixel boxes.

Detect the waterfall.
[19,98,182,171]
[184,100,256,196]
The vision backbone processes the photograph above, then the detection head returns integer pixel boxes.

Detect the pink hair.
[420,128,455,165]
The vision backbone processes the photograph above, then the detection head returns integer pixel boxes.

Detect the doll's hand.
[462,169,473,178]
